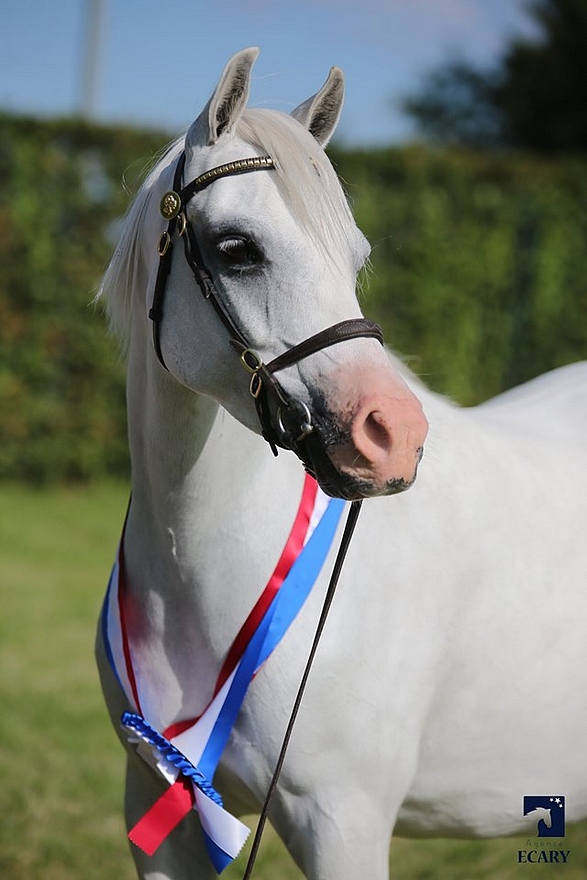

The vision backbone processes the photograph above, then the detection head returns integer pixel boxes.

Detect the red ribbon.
[128,777,194,856]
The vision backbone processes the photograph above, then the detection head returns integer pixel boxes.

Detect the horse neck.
[122,329,303,610]
[127,355,212,510]
[126,331,244,535]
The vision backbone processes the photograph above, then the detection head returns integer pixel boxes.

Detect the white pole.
[80,0,107,119]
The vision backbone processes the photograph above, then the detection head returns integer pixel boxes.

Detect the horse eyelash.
[216,236,265,268]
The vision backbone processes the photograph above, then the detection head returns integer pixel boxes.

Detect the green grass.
[1,483,585,879]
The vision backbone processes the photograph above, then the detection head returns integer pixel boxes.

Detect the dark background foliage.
[1,112,586,483]
[403,0,587,154]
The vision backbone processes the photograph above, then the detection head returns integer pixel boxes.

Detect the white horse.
[96,48,587,880]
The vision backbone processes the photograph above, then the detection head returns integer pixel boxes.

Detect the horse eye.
[216,235,264,269]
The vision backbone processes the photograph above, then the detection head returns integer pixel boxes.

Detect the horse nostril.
[363,411,393,455]
[353,410,394,464]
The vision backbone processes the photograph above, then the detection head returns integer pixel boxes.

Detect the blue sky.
[0,0,540,145]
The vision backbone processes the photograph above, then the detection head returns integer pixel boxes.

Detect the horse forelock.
[236,108,362,261]
[98,108,364,347]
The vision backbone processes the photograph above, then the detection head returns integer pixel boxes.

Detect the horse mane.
[99,108,361,345]
[98,138,183,345]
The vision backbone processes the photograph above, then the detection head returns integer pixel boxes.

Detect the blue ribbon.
[197,495,345,779]
[121,712,223,805]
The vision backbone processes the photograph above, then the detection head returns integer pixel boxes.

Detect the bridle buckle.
[239,348,263,374]
[250,373,263,399]
[158,231,171,257]
[238,348,264,399]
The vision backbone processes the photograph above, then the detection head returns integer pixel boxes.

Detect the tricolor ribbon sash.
[101,475,345,873]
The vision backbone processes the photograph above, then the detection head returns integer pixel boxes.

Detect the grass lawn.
[0,483,585,879]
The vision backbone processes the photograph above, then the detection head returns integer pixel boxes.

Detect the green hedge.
[330,145,587,404]
[0,115,166,482]
[1,115,585,482]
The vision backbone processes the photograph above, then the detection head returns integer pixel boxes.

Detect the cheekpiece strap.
[151,153,274,371]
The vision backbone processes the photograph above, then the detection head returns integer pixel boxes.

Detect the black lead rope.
[242,499,363,880]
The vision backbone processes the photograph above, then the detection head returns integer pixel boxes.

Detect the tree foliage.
[404,0,587,153]
[402,62,503,150]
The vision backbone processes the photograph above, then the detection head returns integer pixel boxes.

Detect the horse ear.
[291,67,345,146]
[189,47,258,148]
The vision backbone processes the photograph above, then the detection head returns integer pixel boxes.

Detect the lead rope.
[242,499,363,880]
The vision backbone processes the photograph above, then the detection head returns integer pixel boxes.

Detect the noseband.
[149,149,384,489]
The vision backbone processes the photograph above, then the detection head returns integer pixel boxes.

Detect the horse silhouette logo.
[523,796,565,837]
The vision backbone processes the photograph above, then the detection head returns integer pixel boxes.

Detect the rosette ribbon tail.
[121,712,250,873]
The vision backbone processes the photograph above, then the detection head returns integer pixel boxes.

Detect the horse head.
[107,48,428,500]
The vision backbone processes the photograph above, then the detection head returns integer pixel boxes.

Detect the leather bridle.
[149,149,384,493]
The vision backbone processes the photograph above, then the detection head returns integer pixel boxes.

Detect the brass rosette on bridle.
[160,191,182,220]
